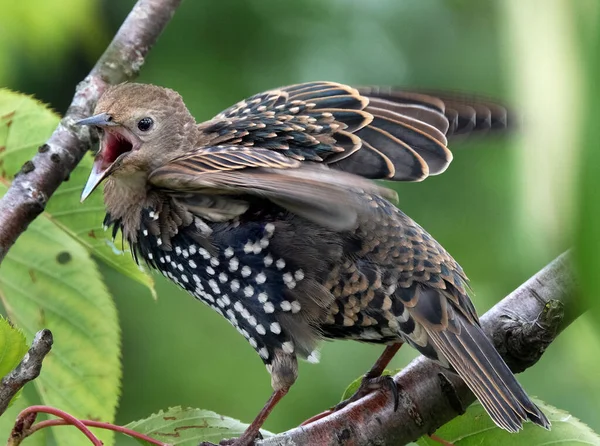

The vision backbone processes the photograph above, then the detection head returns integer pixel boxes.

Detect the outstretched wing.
[198,81,509,181]
[149,145,395,231]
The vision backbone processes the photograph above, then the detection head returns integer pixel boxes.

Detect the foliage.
[0,317,28,409]
[0,317,27,382]
[416,400,600,446]
[126,407,273,445]
[0,90,152,445]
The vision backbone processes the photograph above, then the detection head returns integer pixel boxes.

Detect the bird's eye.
[137,117,154,132]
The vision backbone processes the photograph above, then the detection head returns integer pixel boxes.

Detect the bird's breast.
[129,207,334,362]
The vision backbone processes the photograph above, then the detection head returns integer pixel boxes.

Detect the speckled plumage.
[79,81,548,445]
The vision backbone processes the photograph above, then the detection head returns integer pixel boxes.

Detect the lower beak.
[81,157,109,202]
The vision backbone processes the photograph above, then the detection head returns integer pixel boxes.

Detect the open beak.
[76,113,136,202]
[76,113,113,202]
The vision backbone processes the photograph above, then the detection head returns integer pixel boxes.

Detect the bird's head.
[77,83,197,201]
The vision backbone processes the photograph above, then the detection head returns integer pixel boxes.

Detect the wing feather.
[200,81,510,183]
[149,146,395,231]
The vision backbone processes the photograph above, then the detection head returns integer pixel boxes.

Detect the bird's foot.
[334,374,399,412]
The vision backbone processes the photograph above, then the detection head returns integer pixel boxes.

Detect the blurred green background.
[1,0,599,444]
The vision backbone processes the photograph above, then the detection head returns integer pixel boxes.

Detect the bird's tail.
[427,315,551,432]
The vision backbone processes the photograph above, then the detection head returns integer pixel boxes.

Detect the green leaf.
[0,181,121,445]
[416,400,600,446]
[0,316,28,378]
[125,407,274,446]
[0,316,28,408]
[0,88,156,298]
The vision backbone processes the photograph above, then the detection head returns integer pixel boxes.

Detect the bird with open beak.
[77,82,549,445]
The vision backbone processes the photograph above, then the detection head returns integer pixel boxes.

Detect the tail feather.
[459,320,550,427]
[427,315,551,432]
[430,327,524,431]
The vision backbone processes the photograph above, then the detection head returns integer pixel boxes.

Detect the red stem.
[14,405,168,446]
[15,405,102,445]
[30,419,168,446]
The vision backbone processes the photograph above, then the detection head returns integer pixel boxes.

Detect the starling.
[77,81,549,445]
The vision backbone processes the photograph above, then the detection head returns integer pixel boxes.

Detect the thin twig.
[0,330,53,416]
[0,0,183,264]
[259,252,579,446]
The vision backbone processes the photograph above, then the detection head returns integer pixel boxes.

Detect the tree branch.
[0,330,53,416]
[259,252,579,446]
[0,0,182,264]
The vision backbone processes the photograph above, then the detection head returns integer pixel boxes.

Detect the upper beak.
[75,112,115,127]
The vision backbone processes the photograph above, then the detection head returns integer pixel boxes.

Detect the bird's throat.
[103,172,149,242]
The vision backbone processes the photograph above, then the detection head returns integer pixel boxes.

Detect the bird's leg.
[199,387,289,446]
[301,343,403,426]
[202,352,297,446]
[333,342,403,412]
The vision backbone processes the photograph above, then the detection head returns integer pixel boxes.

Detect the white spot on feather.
[306,350,320,364]
[291,301,301,313]
[255,272,266,284]
[258,292,268,303]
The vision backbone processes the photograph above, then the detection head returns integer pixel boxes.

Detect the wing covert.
[149,145,396,231]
